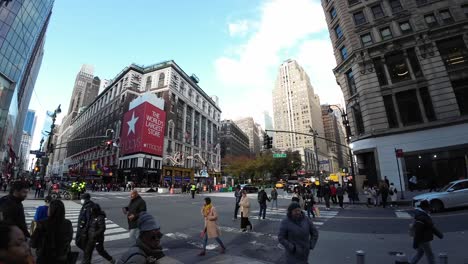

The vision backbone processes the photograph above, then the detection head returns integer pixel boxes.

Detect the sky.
[29,0,344,151]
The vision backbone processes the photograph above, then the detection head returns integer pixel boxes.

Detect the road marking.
[395,211,412,219]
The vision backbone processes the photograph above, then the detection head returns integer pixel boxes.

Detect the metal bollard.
[439,253,448,264]
[356,250,365,264]
[395,253,409,264]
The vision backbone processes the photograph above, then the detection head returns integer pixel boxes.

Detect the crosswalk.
[24,207,129,242]
[395,209,412,219]
[250,207,339,227]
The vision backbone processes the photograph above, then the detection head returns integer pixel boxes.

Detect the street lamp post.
[327,105,357,190]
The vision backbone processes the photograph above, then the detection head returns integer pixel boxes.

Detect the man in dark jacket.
[410,200,443,264]
[76,193,95,250]
[0,181,30,238]
[83,203,114,264]
[123,190,147,244]
[336,184,345,209]
[278,202,319,264]
[233,185,241,220]
[257,187,270,220]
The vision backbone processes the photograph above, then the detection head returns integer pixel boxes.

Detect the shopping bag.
[313,207,320,217]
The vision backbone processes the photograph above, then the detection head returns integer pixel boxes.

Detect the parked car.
[241,184,259,193]
[412,179,468,212]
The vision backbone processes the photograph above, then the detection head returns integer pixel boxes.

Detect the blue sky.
[30,0,343,149]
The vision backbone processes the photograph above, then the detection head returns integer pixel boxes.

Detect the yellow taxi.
[275,181,285,188]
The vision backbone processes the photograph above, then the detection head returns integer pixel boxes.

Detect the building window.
[407,48,423,78]
[399,21,412,34]
[380,27,392,40]
[373,58,388,86]
[361,33,373,46]
[346,69,357,95]
[329,7,337,20]
[395,90,423,125]
[424,14,438,27]
[463,5,468,18]
[335,25,343,39]
[383,95,398,128]
[371,4,385,19]
[439,9,453,23]
[348,0,360,6]
[352,104,365,134]
[353,11,367,26]
[145,76,152,90]
[385,51,411,83]
[158,73,165,88]
[389,0,403,13]
[340,46,348,60]
[419,87,436,121]
[451,78,468,115]
[436,36,468,69]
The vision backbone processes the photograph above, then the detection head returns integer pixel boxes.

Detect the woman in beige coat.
[239,190,253,232]
[198,197,226,256]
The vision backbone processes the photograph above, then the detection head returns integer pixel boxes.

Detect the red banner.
[120,101,166,156]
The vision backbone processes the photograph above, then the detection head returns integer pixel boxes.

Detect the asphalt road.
[24,190,468,263]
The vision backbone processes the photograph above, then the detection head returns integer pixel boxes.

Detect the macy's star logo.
[127,112,139,135]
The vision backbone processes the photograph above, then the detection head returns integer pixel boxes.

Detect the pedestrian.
[82,203,115,264]
[303,189,315,219]
[0,181,30,238]
[271,187,279,210]
[31,199,73,264]
[316,184,323,203]
[123,190,147,244]
[384,176,390,188]
[336,184,345,209]
[409,200,443,264]
[34,182,42,198]
[322,184,331,210]
[30,195,52,234]
[380,181,389,208]
[364,185,373,208]
[257,187,270,220]
[76,193,95,251]
[116,212,165,263]
[347,183,356,204]
[239,190,253,232]
[0,222,34,264]
[190,183,196,199]
[389,183,398,207]
[278,202,319,264]
[233,185,241,220]
[372,185,379,207]
[409,175,418,192]
[330,184,337,204]
[198,197,226,256]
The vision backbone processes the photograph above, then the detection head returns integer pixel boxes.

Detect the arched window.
[158,73,165,88]
[145,76,152,90]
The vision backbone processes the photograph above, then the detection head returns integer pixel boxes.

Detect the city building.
[61,60,221,185]
[0,0,54,179]
[23,110,37,137]
[272,59,329,175]
[234,117,261,155]
[321,0,468,190]
[67,64,100,120]
[219,120,250,158]
[264,111,274,137]
[19,132,31,172]
[321,104,348,174]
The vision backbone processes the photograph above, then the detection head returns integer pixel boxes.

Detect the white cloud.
[214,0,343,125]
[228,20,250,37]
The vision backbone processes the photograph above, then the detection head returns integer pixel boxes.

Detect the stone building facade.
[322,0,468,189]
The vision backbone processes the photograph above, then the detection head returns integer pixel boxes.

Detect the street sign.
[273,153,287,158]
[395,149,404,158]
[30,150,46,157]
[319,160,329,164]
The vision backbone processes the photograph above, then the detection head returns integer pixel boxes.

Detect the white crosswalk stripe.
[24,208,129,242]
[395,210,412,219]
[249,207,339,227]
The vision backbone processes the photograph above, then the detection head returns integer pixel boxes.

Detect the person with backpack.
[31,199,73,264]
[34,182,42,198]
[257,187,270,220]
[389,183,398,207]
[409,200,443,264]
[336,184,345,209]
[82,203,115,264]
[0,181,30,238]
[116,212,165,263]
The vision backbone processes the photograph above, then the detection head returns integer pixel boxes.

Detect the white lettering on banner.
[144,143,163,153]
[145,111,164,137]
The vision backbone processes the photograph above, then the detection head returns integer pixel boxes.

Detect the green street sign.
[273,153,287,158]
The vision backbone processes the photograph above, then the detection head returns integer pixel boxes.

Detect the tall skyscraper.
[67,64,100,120]
[263,111,273,137]
[321,104,347,173]
[0,0,55,178]
[272,59,328,160]
[23,110,37,137]
[234,117,261,155]
[321,0,468,190]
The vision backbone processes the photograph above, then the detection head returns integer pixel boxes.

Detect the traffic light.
[267,135,273,149]
[105,140,113,150]
[34,166,39,172]
[263,133,273,149]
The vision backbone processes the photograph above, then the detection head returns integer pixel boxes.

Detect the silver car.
[412,179,468,212]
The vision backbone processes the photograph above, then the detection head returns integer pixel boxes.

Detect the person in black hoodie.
[76,193,95,250]
[0,181,30,238]
[410,200,443,264]
[31,199,73,264]
[82,203,115,264]
[123,190,147,244]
